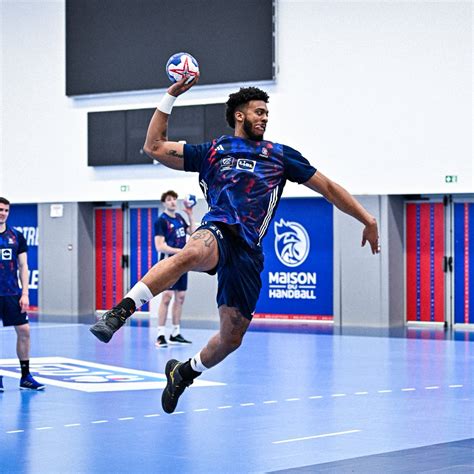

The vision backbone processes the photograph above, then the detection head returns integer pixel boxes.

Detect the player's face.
[164,196,177,212]
[242,100,268,140]
[0,204,10,225]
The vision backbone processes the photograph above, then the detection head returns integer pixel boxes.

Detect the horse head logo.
[274,219,310,267]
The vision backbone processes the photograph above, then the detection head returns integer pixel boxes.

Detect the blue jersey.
[154,212,188,260]
[184,136,316,249]
[0,226,27,296]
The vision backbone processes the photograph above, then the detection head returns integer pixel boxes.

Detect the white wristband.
[157,93,177,114]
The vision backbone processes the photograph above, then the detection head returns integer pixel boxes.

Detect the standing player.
[90,76,379,413]
[0,197,45,391]
[154,190,196,347]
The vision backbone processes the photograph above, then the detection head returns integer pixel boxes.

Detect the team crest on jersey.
[260,147,269,158]
[236,159,256,172]
[274,219,310,267]
[220,156,235,171]
[8,238,14,244]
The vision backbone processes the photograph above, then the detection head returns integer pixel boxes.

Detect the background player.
[0,197,45,391]
[154,190,196,347]
[90,76,379,413]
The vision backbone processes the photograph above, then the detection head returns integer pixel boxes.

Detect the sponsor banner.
[9,204,39,310]
[130,207,160,312]
[405,203,444,322]
[255,197,333,320]
[95,209,124,310]
[454,203,474,324]
[0,357,224,392]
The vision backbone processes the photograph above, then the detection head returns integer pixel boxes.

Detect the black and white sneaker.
[169,334,192,345]
[89,307,129,343]
[155,335,168,348]
[161,359,193,414]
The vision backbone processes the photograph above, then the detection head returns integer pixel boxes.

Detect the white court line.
[401,388,416,391]
[285,398,300,402]
[91,420,108,424]
[36,427,53,431]
[449,385,463,388]
[144,414,160,418]
[194,408,209,412]
[218,405,232,409]
[6,430,24,434]
[332,393,346,397]
[240,403,255,407]
[273,429,361,445]
[309,395,323,399]
[378,390,392,393]
[354,392,368,395]
[118,417,134,421]
[263,400,278,404]
[171,411,185,415]
[425,386,440,390]
[64,423,81,427]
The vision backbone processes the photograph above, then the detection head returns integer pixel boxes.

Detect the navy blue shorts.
[0,295,29,326]
[169,273,188,292]
[198,222,264,320]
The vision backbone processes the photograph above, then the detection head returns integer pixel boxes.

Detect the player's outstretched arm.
[143,75,199,170]
[304,171,380,254]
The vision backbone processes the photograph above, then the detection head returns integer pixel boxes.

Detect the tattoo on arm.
[166,149,183,159]
[191,230,215,248]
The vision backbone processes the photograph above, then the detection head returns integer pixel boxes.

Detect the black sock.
[179,360,201,381]
[116,297,136,318]
[20,360,30,378]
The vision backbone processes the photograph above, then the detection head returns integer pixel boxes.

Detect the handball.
[166,52,199,84]
[183,194,197,208]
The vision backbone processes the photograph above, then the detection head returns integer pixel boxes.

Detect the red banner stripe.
[406,204,417,322]
[434,204,444,322]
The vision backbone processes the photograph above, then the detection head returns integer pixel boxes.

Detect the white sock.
[125,281,153,309]
[190,352,208,372]
[172,325,180,337]
[157,326,166,337]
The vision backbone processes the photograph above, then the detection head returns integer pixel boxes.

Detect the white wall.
[1,0,472,203]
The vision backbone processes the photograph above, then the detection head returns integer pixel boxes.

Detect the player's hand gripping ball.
[183,194,197,208]
[166,52,199,84]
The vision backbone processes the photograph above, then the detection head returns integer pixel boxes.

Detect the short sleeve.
[183,142,212,172]
[282,145,317,184]
[154,217,167,237]
[16,230,28,255]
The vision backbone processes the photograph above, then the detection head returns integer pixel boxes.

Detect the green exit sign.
[120,185,130,192]
[445,175,458,183]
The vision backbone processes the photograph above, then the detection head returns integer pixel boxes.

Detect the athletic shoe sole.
[168,340,192,345]
[162,359,181,414]
[90,320,114,343]
[155,342,168,348]
[20,385,45,391]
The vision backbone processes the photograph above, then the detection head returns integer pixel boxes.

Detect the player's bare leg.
[90,229,218,343]
[161,305,250,413]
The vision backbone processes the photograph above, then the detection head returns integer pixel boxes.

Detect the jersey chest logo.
[236,159,256,172]
[1,248,13,261]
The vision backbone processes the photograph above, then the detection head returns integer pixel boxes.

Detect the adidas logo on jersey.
[216,145,224,151]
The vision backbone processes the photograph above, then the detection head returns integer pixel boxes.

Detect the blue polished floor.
[0,321,473,473]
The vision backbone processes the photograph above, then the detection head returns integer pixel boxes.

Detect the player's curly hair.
[225,87,269,129]
[161,190,178,202]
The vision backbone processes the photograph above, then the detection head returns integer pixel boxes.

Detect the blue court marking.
[0,323,472,473]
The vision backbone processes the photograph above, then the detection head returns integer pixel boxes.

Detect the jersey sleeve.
[282,145,317,184]
[16,230,28,255]
[183,142,212,172]
[154,217,167,237]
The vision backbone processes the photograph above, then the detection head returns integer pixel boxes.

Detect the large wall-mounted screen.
[66,0,275,96]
